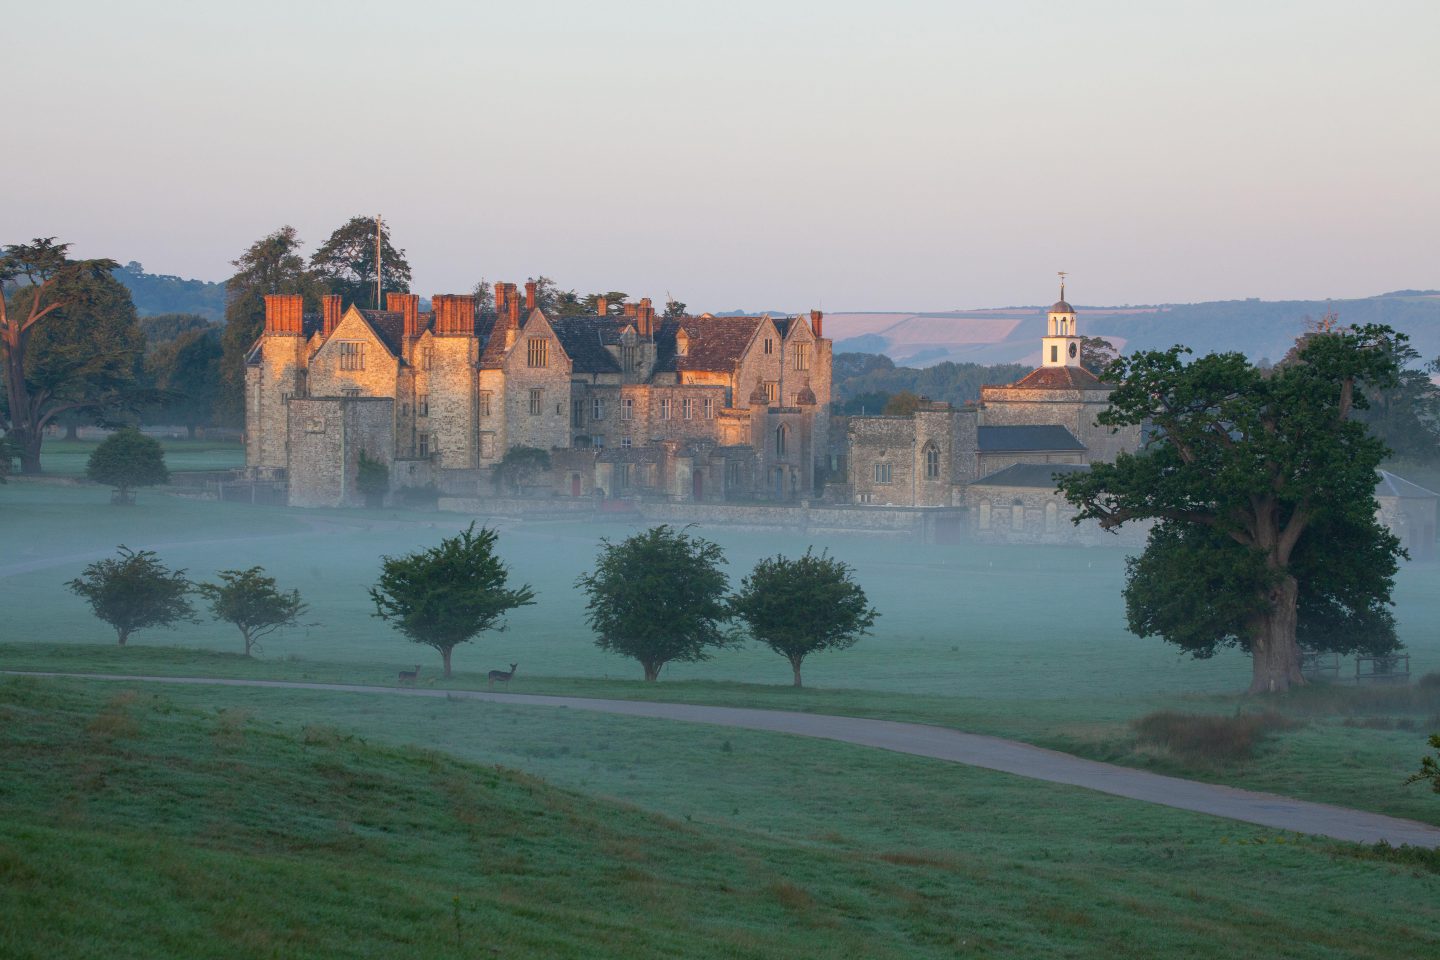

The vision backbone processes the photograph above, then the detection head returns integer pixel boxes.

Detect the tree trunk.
[65,421,78,440]
[117,628,129,647]
[643,661,661,682]
[1247,575,1305,694]
[442,646,453,678]
[790,656,804,688]
[18,431,41,475]
[186,423,197,440]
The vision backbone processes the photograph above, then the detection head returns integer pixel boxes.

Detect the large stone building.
[245,283,832,507]
[847,288,1142,541]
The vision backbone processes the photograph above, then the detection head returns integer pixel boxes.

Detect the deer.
[488,663,518,688]
[397,665,420,685]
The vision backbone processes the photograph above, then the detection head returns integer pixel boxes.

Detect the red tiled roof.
[995,366,1108,391]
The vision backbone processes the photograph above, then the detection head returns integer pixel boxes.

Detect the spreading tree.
[310,216,411,309]
[1,239,138,473]
[86,428,169,504]
[1080,336,1120,377]
[147,327,222,437]
[730,550,878,687]
[1058,324,1406,693]
[198,567,308,657]
[370,523,536,677]
[67,546,194,645]
[577,525,735,681]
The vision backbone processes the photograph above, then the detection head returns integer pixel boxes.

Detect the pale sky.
[9,0,1438,311]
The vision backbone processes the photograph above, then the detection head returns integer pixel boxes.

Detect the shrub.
[1133,711,1299,763]
[86,428,168,504]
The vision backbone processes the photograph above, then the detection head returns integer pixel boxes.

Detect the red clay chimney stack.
[263,294,304,335]
[525,281,537,312]
[321,295,342,336]
[810,309,823,338]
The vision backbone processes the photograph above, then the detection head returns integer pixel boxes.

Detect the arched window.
[923,442,941,480]
[1011,499,1025,531]
[1044,500,1058,532]
[775,424,788,456]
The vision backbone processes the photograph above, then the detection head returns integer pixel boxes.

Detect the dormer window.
[676,330,689,357]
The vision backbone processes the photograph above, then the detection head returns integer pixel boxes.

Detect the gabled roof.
[995,366,1108,391]
[977,425,1085,452]
[971,462,1091,488]
[1377,469,1440,499]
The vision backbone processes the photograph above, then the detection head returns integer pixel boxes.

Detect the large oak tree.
[1058,324,1406,693]
[310,216,411,309]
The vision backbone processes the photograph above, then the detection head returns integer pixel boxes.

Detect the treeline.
[830,353,1031,413]
[115,263,225,320]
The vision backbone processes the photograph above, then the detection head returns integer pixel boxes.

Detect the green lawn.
[30,437,245,476]
[4,676,1439,959]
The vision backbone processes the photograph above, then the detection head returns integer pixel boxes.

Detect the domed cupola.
[1042,272,1081,368]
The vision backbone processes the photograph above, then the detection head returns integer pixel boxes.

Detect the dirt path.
[10,670,1440,848]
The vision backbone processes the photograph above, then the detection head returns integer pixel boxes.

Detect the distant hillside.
[830,292,1440,368]
[115,262,226,320]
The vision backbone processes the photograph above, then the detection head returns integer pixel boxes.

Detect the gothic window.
[527,337,548,367]
[339,341,365,370]
[621,397,634,421]
[924,443,940,480]
[659,398,671,420]
[873,462,892,484]
[792,342,810,371]
[479,391,492,416]
[775,424,788,456]
[529,389,543,416]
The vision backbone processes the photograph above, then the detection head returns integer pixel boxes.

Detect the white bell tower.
[1041,272,1081,368]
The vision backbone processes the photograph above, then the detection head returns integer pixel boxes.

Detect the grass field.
[4,481,1440,823]
[29,437,246,476]
[4,676,1439,959]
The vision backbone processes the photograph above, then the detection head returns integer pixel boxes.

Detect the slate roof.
[550,318,624,374]
[977,425,1085,452]
[662,315,763,374]
[357,310,408,357]
[970,462,1092,488]
[996,366,1108,391]
[1377,470,1440,499]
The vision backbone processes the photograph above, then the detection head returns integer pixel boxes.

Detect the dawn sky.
[9,0,1438,312]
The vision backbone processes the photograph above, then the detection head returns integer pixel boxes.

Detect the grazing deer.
[488,663,518,688]
[398,665,420,685]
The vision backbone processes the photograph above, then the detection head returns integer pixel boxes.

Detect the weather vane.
[1058,270,1067,300]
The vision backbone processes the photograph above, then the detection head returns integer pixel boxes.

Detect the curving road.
[9,669,1440,848]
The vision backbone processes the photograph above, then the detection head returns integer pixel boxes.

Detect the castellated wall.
[286,398,395,508]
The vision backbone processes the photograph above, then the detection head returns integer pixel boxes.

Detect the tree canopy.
[730,550,878,687]
[67,546,194,646]
[1058,324,1406,693]
[86,428,169,504]
[370,523,536,677]
[198,567,308,657]
[146,328,222,437]
[2,239,138,473]
[577,525,735,681]
[310,216,412,309]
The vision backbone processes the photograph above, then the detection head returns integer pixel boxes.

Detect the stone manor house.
[245,282,831,507]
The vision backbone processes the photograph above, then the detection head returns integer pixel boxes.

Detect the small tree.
[66,546,194,645]
[86,428,169,504]
[730,550,879,687]
[495,445,550,495]
[577,525,735,681]
[198,567,308,657]
[370,523,536,677]
[1408,734,1440,794]
[356,450,389,508]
